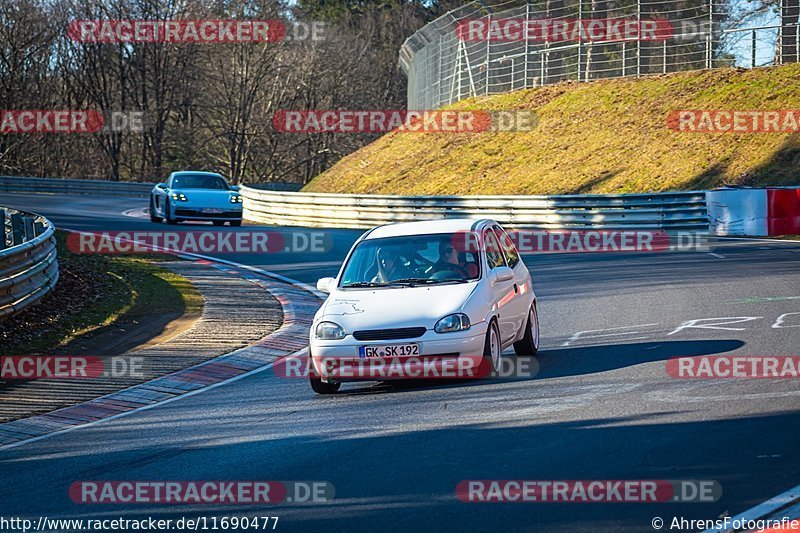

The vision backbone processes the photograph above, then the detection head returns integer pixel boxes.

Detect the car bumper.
[309,322,488,382]
[171,207,242,221]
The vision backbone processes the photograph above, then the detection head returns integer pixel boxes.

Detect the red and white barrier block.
[707,187,800,236]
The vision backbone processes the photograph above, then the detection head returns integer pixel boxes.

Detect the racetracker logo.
[272,110,538,133]
[456,18,673,42]
[0,356,144,380]
[668,110,800,133]
[275,354,539,380]
[67,20,287,43]
[457,480,721,502]
[66,230,331,255]
[0,110,149,134]
[451,230,708,254]
[667,356,800,379]
[69,481,334,504]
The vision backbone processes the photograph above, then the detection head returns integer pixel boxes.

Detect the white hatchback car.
[308,219,539,394]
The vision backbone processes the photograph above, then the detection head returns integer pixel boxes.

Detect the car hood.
[174,189,237,207]
[318,282,479,331]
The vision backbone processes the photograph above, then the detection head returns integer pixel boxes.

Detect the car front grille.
[175,209,238,218]
[353,327,427,341]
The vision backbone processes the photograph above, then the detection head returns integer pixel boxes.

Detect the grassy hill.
[304,64,800,195]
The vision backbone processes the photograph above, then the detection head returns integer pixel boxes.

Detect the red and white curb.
[0,233,323,450]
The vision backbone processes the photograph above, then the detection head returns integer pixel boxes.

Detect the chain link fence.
[399,0,800,109]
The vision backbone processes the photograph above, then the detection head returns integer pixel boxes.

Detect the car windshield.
[339,233,481,288]
[171,174,229,190]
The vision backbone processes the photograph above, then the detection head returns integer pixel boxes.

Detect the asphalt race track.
[1,193,800,532]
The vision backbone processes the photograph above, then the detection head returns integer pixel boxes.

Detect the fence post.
[637,0,642,75]
[10,213,24,246]
[752,29,757,67]
[524,3,530,88]
[0,210,6,251]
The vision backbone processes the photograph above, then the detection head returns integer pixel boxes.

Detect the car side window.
[484,230,506,269]
[493,227,520,268]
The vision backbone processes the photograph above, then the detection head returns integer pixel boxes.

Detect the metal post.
[10,213,24,246]
[485,15,491,94]
[637,0,641,76]
[577,0,583,81]
[707,0,713,68]
[622,42,626,76]
[524,3,530,88]
[663,40,667,73]
[437,36,443,106]
[0,210,6,251]
[752,29,757,67]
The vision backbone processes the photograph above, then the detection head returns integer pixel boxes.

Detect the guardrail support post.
[10,213,24,246]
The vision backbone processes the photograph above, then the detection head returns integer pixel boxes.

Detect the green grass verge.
[304,64,800,195]
[0,231,203,356]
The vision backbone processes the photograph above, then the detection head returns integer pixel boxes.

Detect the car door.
[493,225,531,341]
[483,228,516,345]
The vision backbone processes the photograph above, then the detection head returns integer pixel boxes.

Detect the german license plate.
[359,344,419,358]
[202,208,223,214]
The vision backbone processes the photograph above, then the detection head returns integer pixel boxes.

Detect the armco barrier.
[0,208,59,320]
[0,176,153,197]
[241,186,710,230]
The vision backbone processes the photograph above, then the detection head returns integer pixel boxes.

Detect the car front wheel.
[483,320,502,374]
[513,302,540,356]
[165,198,178,225]
[308,353,341,394]
[149,195,163,223]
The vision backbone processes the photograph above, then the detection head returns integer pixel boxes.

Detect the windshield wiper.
[341,281,391,288]
[391,278,470,286]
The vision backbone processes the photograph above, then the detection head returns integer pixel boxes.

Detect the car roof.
[169,171,225,178]
[365,219,495,240]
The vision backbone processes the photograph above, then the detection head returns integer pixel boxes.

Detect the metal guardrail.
[241,185,709,230]
[0,175,304,196]
[0,176,153,197]
[0,208,59,321]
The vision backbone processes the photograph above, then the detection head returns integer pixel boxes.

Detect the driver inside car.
[373,247,407,282]
[432,240,470,278]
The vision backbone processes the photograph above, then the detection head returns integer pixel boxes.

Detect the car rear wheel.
[483,320,502,374]
[149,196,163,223]
[513,302,540,356]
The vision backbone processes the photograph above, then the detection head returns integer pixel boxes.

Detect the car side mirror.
[492,266,514,284]
[316,277,335,293]
[230,185,240,191]
[157,182,167,190]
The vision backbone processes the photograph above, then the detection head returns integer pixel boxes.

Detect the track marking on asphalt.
[561,324,658,347]
[121,207,148,218]
[667,317,763,336]
[707,252,726,259]
[0,351,306,452]
[703,483,800,532]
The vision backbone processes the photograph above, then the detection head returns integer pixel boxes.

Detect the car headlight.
[315,321,346,340]
[434,313,471,333]
[171,192,187,201]
[230,195,243,203]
